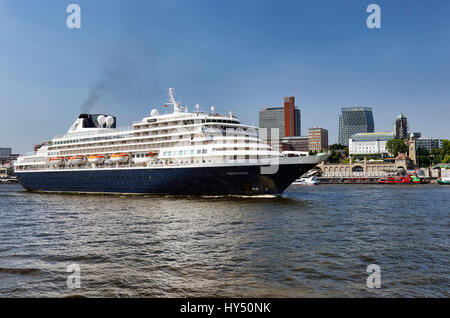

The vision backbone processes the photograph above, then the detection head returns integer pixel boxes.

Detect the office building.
[416,138,443,153]
[394,113,408,139]
[259,96,301,140]
[338,107,375,146]
[0,147,19,165]
[349,132,395,156]
[0,148,12,157]
[308,127,328,152]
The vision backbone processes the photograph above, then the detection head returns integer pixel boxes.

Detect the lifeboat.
[87,154,106,164]
[111,153,130,163]
[67,155,87,165]
[49,156,65,166]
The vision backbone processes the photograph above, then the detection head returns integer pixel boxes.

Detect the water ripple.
[0,184,448,297]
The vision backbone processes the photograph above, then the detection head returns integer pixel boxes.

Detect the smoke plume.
[81,55,161,113]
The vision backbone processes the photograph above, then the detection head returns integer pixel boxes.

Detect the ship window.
[197,149,201,154]
[202,149,207,154]
[178,151,183,156]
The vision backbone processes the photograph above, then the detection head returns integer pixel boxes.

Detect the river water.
[0,184,448,297]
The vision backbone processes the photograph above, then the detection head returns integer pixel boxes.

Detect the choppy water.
[0,184,448,297]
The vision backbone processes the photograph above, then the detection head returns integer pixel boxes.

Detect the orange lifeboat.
[49,156,65,166]
[87,154,106,164]
[111,152,130,163]
[68,155,86,165]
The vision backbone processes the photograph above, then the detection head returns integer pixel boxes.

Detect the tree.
[327,150,342,163]
[442,139,450,159]
[429,140,450,164]
[417,147,430,167]
[418,155,430,167]
[330,144,346,151]
[386,139,408,157]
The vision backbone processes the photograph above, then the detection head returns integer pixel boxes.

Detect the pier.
[314,156,449,184]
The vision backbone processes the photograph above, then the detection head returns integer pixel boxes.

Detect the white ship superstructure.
[16,89,281,171]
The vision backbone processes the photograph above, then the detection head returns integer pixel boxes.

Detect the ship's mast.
[168,88,181,113]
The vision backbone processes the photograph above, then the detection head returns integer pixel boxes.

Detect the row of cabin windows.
[162,149,207,157]
[131,153,154,158]
[53,135,128,145]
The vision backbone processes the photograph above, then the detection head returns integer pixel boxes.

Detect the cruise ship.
[14,89,325,196]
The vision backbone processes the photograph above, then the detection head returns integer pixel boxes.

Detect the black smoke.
[81,55,161,113]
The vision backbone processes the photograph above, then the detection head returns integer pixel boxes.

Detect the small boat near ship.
[377,174,421,184]
[437,177,450,185]
[292,175,320,185]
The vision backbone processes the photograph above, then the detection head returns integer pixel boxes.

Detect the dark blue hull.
[16,163,316,196]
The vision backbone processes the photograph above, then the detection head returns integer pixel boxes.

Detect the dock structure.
[317,155,415,178]
[313,156,450,184]
[313,155,422,183]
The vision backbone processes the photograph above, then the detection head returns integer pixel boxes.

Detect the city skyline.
[1,0,449,153]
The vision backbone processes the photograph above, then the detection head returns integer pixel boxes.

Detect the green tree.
[442,139,450,157]
[429,140,450,164]
[327,150,342,163]
[417,147,429,157]
[418,155,430,167]
[386,139,408,157]
[417,147,430,167]
[330,144,346,151]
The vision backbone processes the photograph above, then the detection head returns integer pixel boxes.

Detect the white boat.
[292,175,320,185]
[437,177,450,185]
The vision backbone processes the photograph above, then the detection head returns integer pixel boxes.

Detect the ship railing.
[206,113,239,120]
[52,126,133,140]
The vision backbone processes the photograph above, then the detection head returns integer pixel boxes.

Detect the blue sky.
[0,0,449,153]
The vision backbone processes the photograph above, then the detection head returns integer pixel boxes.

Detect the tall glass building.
[338,107,375,146]
[394,113,408,139]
